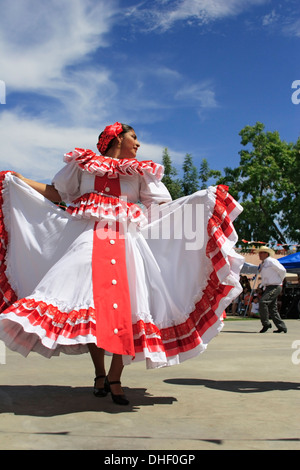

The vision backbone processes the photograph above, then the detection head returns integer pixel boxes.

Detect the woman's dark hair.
[98,123,134,153]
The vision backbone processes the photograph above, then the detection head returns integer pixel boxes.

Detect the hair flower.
[97,122,124,155]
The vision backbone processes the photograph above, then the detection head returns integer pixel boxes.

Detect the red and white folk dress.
[0,149,243,368]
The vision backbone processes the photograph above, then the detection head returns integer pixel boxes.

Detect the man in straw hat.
[257,246,287,333]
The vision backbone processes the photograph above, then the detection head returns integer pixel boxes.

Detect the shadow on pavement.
[164,378,300,393]
[0,385,177,416]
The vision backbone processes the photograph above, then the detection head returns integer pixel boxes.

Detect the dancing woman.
[0,122,243,405]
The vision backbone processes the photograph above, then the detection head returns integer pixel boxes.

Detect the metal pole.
[244,269,259,317]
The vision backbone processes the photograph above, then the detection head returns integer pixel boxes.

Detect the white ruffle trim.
[67,191,148,227]
[64,148,165,181]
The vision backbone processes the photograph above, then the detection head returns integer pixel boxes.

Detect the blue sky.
[0,0,299,183]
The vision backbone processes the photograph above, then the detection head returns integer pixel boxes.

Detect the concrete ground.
[0,318,300,451]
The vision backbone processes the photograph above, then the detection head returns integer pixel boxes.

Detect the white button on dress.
[112,279,117,285]
[114,328,118,334]
[111,259,116,264]
[113,303,118,309]
[110,240,115,245]
[105,187,110,192]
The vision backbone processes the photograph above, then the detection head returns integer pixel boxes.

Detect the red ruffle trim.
[206,185,237,262]
[3,290,224,357]
[3,298,97,342]
[132,279,233,357]
[67,192,148,226]
[64,148,164,181]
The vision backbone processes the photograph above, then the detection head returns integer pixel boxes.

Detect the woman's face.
[119,129,140,159]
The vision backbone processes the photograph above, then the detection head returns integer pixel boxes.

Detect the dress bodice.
[52,149,172,225]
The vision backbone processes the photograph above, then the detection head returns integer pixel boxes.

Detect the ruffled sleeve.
[52,160,82,203]
[139,171,172,208]
[63,148,165,180]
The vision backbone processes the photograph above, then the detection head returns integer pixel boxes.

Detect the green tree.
[277,136,300,244]
[199,158,221,189]
[217,122,300,246]
[181,153,199,196]
[161,148,183,199]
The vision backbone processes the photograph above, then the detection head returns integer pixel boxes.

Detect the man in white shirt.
[257,246,287,333]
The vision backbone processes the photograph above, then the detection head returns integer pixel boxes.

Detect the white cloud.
[282,18,300,38]
[0,110,98,180]
[0,0,117,91]
[0,110,178,180]
[113,64,218,124]
[175,81,218,115]
[138,142,185,167]
[0,0,121,127]
[262,9,279,26]
[0,0,126,179]
[0,0,216,180]
[256,4,300,38]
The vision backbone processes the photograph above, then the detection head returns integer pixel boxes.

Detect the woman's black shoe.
[105,377,129,406]
[93,375,108,397]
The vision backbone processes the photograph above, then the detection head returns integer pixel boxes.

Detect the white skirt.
[0,172,244,369]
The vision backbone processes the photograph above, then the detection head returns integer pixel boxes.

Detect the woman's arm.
[12,172,61,202]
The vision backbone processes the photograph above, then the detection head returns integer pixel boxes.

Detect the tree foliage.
[161,122,300,247]
[161,150,220,198]
[216,122,300,246]
[181,153,199,196]
[161,148,183,200]
[199,158,221,190]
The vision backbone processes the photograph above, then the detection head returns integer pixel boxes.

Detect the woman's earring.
[117,137,122,149]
